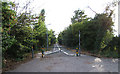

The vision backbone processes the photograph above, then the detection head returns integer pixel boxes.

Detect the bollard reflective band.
[76,52,78,54]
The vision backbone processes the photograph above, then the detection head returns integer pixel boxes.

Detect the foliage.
[48,29,56,45]
[34,9,56,49]
[2,2,17,57]
[101,36,120,58]
[2,2,56,63]
[58,8,115,56]
[71,10,89,24]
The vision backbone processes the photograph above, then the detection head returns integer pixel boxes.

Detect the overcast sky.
[9,0,118,37]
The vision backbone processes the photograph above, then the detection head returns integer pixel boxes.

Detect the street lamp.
[31,26,34,58]
[46,24,51,50]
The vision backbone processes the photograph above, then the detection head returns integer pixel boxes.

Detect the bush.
[101,36,120,58]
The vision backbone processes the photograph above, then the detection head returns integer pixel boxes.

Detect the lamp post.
[31,26,34,58]
[47,28,48,51]
[46,24,50,50]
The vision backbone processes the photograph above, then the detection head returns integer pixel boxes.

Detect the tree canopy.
[2,2,56,61]
[58,7,119,57]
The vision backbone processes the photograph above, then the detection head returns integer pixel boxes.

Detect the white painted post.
[79,30,81,56]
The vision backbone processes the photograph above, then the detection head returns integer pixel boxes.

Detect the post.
[79,30,80,56]
[32,46,34,58]
[46,24,51,50]
[41,48,44,58]
[47,29,48,50]
[118,2,120,36]
[29,7,34,58]
[76,48,78,56]
[32,28,34,58]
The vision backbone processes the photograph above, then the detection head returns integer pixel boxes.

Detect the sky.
[8,0,118,37]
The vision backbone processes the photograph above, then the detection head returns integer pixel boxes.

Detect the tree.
[34,9,56,49]
[71,9,89,24]
[48,29,56,45]
[2,1,56,68]
[58,8,114,53]
[93,13,114,51]
[34,9,47,48]
[58,32,63,45]
[2,2,17,58]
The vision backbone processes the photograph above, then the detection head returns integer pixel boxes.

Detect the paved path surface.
[8,44,118,72]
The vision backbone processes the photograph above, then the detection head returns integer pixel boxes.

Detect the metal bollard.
[41,48,44,58]
[76,48,78,56]
[32,46,34,58]
[42,50,44,58]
